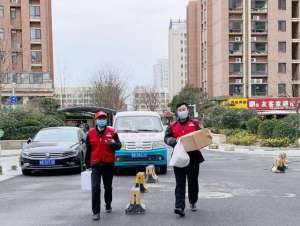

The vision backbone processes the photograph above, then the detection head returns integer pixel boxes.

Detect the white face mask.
[177,111,189,120]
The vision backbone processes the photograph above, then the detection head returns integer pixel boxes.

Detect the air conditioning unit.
[253,15,260,21]
[235,36,242,42]
[236,79,242,84]
[252,79,263,84]
[251,58,257,63]
[252,36,257,42]
[235,58,242,63]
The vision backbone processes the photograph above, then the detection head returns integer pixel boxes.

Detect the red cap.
[95,111,108,119]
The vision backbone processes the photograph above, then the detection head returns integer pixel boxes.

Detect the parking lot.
[1,151,300,226]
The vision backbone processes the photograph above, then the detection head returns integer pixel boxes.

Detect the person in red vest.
[164,102,205,217]
[85,111,121,221]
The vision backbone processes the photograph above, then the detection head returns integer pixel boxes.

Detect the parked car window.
[33,129,78,142]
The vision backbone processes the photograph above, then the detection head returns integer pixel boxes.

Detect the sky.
[52,0,189,89]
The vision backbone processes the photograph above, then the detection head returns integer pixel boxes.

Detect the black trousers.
[91,164,114,214]
[173,162,200,210]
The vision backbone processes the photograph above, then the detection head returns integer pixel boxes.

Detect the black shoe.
[174,208,185,217]
[92,213,100,221]
[106,205,112,213]
[190,203,197,212]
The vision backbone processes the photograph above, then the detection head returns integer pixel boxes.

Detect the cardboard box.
[180,128,212,152]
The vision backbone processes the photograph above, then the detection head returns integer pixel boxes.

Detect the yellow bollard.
[135,172,148,193]
[125,187,146,215]
[272,153,288,173]
[145,165,158,183]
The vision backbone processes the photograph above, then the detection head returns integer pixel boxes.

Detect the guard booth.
[58,107,116,130]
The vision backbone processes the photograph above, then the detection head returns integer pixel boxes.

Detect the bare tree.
[91,69,128,111]
[135,87,160,112]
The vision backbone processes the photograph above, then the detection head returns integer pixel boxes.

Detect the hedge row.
[0,110,64,140]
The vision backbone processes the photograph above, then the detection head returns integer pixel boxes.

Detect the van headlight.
[152,141,165,149]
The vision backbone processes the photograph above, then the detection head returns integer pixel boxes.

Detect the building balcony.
[10,0,21,7]
[31,39,42,44]
[30,16,41,22]
[31,63,42,67]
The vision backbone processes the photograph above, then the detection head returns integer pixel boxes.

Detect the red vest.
[88,126,116,165]
[170,119,200,139]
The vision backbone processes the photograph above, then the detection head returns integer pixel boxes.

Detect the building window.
[0,28,4,40]
[12,52,17,64]
[31,28,41,41]
[31,51,42,64]
[229,42,243,54]
[229,0,243,11]
[252,21,267,33]
[0,51,5,62]
[252,84,268,96]
[278,83,287,96]
[229,21,243,33]
[30,5,40,19]
[229,63,243,75]
[251,42,267,53]
[0,6,4,17]
[251,63,268,75]
[278,20,286,31]
[278,41,286,53]
[229,84,243,96]
[30,73,43,84]
[252,0,267,11]
[278,63,286,73]
[10,7,16,19]
[278,0,286,10]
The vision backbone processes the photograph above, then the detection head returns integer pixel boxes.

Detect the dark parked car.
[20,127,86,175]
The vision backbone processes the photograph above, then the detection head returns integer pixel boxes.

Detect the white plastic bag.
[169,141,190,168]
[81,170,91,191]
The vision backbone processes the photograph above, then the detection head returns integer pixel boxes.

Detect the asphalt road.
[1,151,300,226]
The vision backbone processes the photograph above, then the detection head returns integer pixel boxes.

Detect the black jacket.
[85,126,122,168]
[164,118,205,164]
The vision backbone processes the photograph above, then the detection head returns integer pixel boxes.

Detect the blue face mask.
[177,111,189,120]
[96,119,107,128]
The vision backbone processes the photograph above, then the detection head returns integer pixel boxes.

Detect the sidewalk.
[207,144,300,157]
[0,149,21,157]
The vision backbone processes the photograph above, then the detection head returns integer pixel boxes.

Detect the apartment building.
[55,86,94,108]
[0,0,54,105]
[153,58,169,89]
[168,19,187,98]
[187,0,300,98]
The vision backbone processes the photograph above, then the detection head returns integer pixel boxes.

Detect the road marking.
[272,193,296,198]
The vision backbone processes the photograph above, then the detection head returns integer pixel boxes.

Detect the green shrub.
[259,137,290,147]
[0,110,65,140]
[272,121,298,140]
[40,115,64,127]
[227,131,258,146]
[258,120,276,138]
[220,109,241,129]
[238,109,257,129]
[209,127,220,134]
[219,128,244,136]
[246,118,261,134]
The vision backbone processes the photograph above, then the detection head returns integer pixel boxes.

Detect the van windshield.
[115,116,163,133]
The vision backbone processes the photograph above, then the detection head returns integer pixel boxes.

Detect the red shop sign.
[248,98,300,111]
